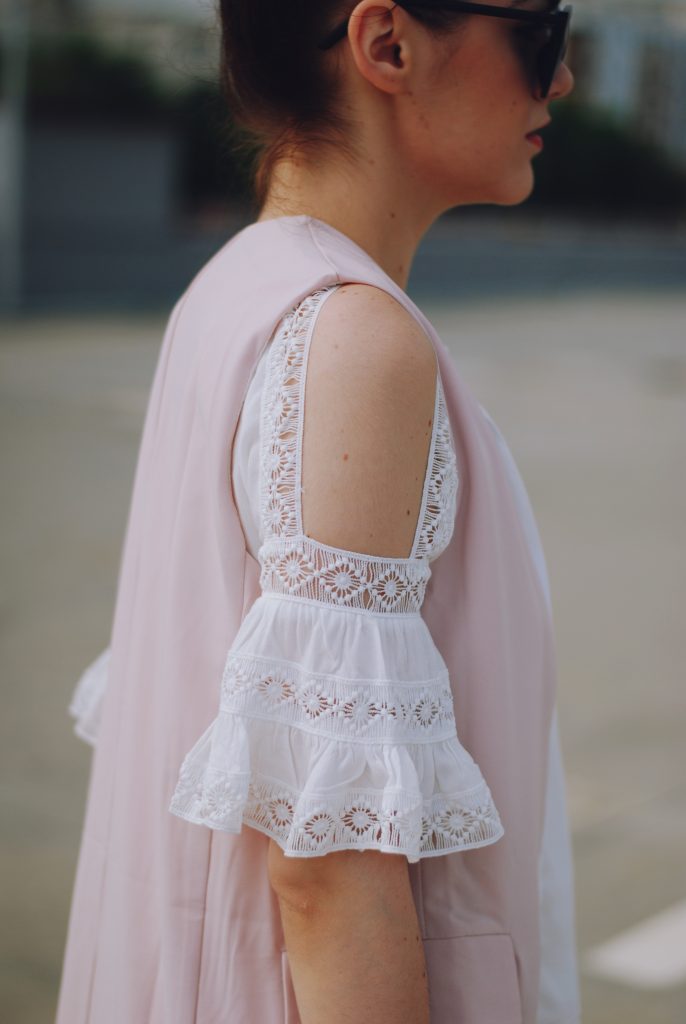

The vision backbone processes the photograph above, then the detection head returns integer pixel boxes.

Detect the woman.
[57,2,579,1023]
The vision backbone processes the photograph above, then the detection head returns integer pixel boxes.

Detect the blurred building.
[1,0,685,312]
[571,0,686,166]
[0,0,227,312]
[37,0,220,86]
[77,0,686,166]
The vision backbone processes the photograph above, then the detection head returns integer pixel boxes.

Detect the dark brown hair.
[217,1,466,212]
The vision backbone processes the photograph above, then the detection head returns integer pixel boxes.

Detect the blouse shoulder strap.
[256,284,457,613]
[259,285,341,543]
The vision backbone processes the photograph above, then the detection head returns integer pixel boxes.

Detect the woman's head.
[218,0,574,217]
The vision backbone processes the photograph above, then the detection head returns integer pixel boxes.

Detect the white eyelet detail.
[258,287,459,614]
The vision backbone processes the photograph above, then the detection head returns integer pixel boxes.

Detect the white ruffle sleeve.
[168,588,503,861]
[168,286,504,861]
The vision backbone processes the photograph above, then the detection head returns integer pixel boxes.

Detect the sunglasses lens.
[537,48,556,98]
[538,15,569,97]
[512,24,549,94]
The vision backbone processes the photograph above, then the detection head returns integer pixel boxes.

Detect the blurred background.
[1,0,685,1021]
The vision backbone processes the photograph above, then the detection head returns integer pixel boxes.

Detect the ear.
[344,0,416,95]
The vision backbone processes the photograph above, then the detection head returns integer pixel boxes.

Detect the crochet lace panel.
[220,651,458,743]
[167,290,505,858]
[411,377,460,559]
[170,764,504,859]
[257,286,459,615]
[259,537,431,614]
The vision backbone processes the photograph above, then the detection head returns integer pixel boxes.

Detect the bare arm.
[267,284,437,1024]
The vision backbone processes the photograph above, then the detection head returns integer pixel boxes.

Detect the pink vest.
[56,215,556,1024]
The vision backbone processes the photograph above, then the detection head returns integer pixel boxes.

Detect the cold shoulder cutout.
[167,285,504,861]
[299,283,439,560]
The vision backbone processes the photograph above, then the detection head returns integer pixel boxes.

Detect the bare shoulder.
[301,284,438,559]
[312,283,437,388]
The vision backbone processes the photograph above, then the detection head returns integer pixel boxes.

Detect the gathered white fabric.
[68,647,110,747]
[168,594,502,857]
[167,285,504,860]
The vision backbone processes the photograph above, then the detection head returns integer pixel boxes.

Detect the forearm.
[273,849,430,1024]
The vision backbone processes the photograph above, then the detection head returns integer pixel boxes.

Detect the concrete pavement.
[1,288,684,1023]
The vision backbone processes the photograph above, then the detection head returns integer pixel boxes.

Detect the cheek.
[402,30,534,190]
[438,39,529,141]
[432,90,529,169]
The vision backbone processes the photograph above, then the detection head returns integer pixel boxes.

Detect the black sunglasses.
[317,0,572,100]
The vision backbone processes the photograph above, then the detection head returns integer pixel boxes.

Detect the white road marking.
[583,898,686,989]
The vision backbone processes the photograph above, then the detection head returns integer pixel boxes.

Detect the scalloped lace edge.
[169,765,504,861]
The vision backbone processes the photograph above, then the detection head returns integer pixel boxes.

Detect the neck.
[255,157,441,292]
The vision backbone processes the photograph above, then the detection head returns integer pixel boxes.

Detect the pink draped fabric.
[56,215,557,1024]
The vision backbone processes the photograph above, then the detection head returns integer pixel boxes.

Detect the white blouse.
[68,284,579,1021]
[168,284,504,861]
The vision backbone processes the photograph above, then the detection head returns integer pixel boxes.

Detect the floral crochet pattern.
[259,536,431,613]
[220,651,458,743]
[412,379,460,558]
[168,284,506,862]
[170,764,504,861]
[257,286,459,614]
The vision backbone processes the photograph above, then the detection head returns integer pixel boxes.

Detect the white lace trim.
[167,285,505,860]
[170,762,504,862]
[259,536,431,614]
[412,377,459,558]
[220,651,458,743]
[68,648,110,746]
[257,286,459,615]
[168,641,505,859]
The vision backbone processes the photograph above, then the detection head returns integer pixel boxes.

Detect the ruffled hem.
[168,711,504,862]
[68,648,110,746]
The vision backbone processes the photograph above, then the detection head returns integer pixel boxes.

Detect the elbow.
[266,837,411,914]
[267,838,333,914]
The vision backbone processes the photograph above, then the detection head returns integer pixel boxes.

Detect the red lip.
[525,119,550,151]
